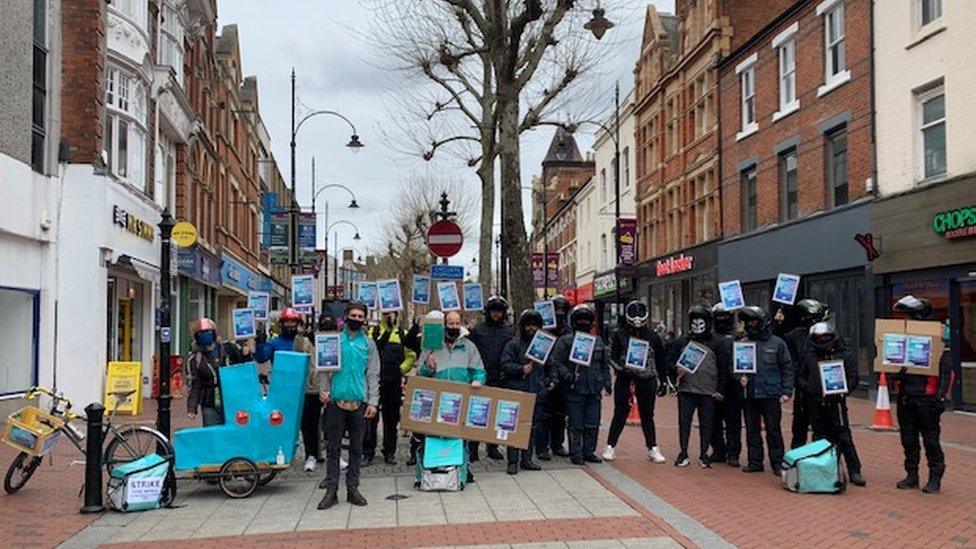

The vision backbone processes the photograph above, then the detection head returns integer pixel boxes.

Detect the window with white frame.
[919,0,942,27]
[159,4,184,86]
[600,234,607,270]
[154,135,174,209]
[741,67,756,130]
[104,67,148,191]
[779,40,796,109]
[918,86,946,179]
[112,0,148,31]
[823,3,846,81]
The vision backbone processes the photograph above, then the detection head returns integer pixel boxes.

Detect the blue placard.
[431,264,464,281]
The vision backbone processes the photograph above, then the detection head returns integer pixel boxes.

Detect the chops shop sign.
[932,204,976,240]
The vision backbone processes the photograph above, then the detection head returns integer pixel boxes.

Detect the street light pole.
[613,82,621,317]
[156,209,175,440]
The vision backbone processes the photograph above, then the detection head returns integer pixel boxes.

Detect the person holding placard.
[499,309,555,474]
[738,306,794,475]
[548,305,609,465]
[317,302,381,510]
[537,295,574,460]
[801,322,865,487]
[468,296,514,462]
[890,296,951,494]
[362,311,417,466]
[603,301,668,464]
[708,302,743,466]
[667,305,730,468]
[783,299,829,450]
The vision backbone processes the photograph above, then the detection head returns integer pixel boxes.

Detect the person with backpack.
[467,296,514,462]
[801,321,865,486]
[363,311,417,466]
[602,300,668,464]
[784,299,829,449]
[739,306,794,476]
[186,318,229,426]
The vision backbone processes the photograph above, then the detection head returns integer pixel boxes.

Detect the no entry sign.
[427,220,463,258]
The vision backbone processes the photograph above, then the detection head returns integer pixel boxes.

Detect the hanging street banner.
[269,211,290,265]
[298,212,317,266]
[618,218,637,267]
[546,253,559,286]
[531,253,544,287]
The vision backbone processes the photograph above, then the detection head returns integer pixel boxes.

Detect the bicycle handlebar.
[25,386,74,411]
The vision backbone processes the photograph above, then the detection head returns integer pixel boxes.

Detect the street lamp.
[584,4,615,40]
[309,170,360,286]
[327,220,362,293]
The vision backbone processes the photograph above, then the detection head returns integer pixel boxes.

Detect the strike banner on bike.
[104,361,143,415]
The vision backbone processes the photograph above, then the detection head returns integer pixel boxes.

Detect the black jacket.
[500,336,555,397]
[548,331,610,396]
[743,329,794,400]
[186,347,228,412]
[608,326,667,380]
[783,326,811,391]
[469,320,514,385]
[893,348,952,399]
[802,342,859,402]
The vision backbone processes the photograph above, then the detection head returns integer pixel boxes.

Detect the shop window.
[960,281,976,407]
[826,127,848,206]
[0,288,40,395]
[740,166,758,232]
[779,149,798,221]
[917,86,946,180]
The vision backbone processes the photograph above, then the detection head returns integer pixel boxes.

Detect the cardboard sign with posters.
[873,318,944,376]
[399,376,536,450]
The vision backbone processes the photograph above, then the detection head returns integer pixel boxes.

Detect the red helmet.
[280,308,302,323]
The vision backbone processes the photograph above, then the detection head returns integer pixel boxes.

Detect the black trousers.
[301,393,323,460]
[711,387,742,461]
[744,398,785,471]
[566,391,601,460]
[324,402,365,491]
[791,390,811,450]
[809,398,861,474]
[607,375,658,449]
[508,398,546,465]
[363,381,403,459]
[896,395,945,476]
[538,383,568,453]
[677,393,715,459]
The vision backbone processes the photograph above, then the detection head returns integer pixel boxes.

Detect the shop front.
[872,177,976,409]
[643,241,719,340]
[177,247,222,355]
[719,201,871,382]
[219,252,272,340]
[592,270,626,339]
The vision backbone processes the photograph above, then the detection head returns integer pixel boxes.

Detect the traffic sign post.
[431,264,464,281]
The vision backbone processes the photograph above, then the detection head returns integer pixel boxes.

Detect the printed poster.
[906,335,932,368]
[377,279,403,311]
[719,280,745,310]
[125,477,164,505]
[248,291,270,321]
[292,274,315,314]
[437,282,461,311]
[412,274,431,304]
[315,332,342,371]
[569,332,597,366]
[463,283,484,311]
[465,395,491,429]
[625,338,651,370]
[772,273,801,305]
[882,333,907,365]
[733,342,757,374]
[676,342,708,374]
[437,391,463,425]
[232,308,256,340]
[357,281,378,310]
[525,330,557,364]
[819,360,848,395]
[495,400,520,433]
[409,388,436,422]
[534,300,557,329]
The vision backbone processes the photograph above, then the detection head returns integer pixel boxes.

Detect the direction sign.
[431,264,464,281]
[427,220,463,258]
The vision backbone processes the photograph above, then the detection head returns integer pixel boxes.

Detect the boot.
[849,471,867,487]
[536,450,552,461]
[583,429,601,463]
[896,472,919,490]
[506,462,519,475]
[347,487,368,506]
[520,460,542,471]
[922,470,943,494]
[317,488,338,509]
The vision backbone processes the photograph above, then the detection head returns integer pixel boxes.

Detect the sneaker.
[304,456,318,472]
[647,446,666,464]
[674,453,690,467]
[602,445,616,461]
[340,457,349,470]
[699,457,711,469]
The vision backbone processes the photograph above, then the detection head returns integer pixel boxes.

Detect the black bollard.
[80,402,105,514]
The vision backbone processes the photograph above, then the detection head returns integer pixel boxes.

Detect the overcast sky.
[217,0,675,274]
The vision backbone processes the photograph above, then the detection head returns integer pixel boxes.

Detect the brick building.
[633,0,793,335]
[716,0,874,374]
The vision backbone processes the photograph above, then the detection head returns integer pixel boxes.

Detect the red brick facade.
[59,0,106,164]
[718,0,872,236]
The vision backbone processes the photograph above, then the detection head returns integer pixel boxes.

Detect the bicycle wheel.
[103,425,173,473]
[219,457,259,498]
[4,452,42,494]
[257,469,278,486]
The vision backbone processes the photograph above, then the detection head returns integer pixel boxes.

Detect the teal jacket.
[318,328,381,406]
[417,336,486,384]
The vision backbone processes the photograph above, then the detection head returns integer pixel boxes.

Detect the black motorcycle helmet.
[484,295,508,324]
[809,321,839,352]
[796,299,828,328]
[569,304,596,331]
[518,308,543,338]
[688,304,713,340]
[552,295,572,318]
[711,302,735,335]
[624,300,649,328]
[893,295,933,320]
[739,306,769,339]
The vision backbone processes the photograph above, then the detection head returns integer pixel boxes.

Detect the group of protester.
[182,291,952,511]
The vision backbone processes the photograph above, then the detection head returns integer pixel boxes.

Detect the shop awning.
[114,255,160,284]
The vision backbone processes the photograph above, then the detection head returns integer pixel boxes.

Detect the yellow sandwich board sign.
[104,362,142,415]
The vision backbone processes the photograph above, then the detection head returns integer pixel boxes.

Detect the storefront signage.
[171,221,197,248]
[576,282,594,303]
[594,272,617,298]
[269,211,290,265]
[932,204,976,240]
[221,253,272,294]
[618,218,637,267]
[104,362,143,415]
[112,205,154,242]
[656,254,694,277]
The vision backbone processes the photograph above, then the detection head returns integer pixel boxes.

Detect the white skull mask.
[690,318,707,334]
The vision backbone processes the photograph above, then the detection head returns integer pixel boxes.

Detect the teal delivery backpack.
[107,453,175,511]
[782,439,847,494]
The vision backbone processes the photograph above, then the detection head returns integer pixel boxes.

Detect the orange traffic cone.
[871,372,896,431]
[626,386,640,425]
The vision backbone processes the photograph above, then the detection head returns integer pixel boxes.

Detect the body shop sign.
[933,204,976,240]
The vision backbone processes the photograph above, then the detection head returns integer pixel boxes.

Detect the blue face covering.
[195,330,216,347]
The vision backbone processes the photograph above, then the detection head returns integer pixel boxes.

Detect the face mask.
[281,326,298,338]
[690,318,707,335]
[345,319,364,332]
[573,321,593,333]
[445,327,461,340]
[319,319,337,331]
[522,326,539,339]
[195,330,216,346]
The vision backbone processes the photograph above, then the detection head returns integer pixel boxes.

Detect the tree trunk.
[496,89,532,314]
[477,154,495,292]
